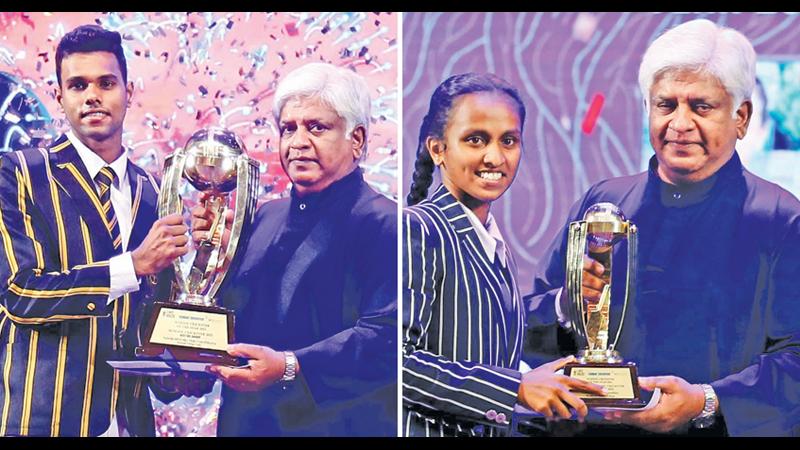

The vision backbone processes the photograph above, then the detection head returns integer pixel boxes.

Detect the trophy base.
[564,360,646,408]
[136,301,239,367]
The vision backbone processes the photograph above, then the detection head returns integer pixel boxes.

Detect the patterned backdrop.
[0,11,398,200]
[403,12,800,286]
[0,11,398,436]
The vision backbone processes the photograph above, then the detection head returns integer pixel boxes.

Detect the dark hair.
[406,73,527,206]
[55,24,127,87]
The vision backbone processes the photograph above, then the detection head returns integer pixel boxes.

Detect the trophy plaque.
[563,203,645,408]
[135,128,260,367]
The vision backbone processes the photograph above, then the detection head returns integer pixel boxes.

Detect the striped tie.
[95,166,122,250]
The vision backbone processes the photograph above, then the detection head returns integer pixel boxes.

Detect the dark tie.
[95,166,122,250]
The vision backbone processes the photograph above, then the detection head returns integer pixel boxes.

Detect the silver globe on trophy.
[563,202,645,407]
[135,128,260,367]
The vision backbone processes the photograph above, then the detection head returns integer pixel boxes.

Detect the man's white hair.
[272,62,371,141]
[638,19,757,117]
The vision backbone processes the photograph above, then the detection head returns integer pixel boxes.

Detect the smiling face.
[428,92,522,222]
[648,69,752,185]
[278,96,365,196]
[57,51,132,157]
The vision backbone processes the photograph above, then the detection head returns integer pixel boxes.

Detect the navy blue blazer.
[216,169,397,436]
[0,134,167,436]
[402,185,525,437]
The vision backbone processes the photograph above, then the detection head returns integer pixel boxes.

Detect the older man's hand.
[189,192,233,249]
[603,376,707,433]
[558,256,606,316]
[207,343,292,392]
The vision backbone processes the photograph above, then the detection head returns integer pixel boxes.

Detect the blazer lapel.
[127,162,157,251]
[430,185,512,353]
[48,136,116,258]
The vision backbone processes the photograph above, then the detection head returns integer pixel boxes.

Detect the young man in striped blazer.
[0,24,191,436]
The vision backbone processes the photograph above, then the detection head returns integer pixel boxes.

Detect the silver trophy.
[136,128,260,366]
[563,203,644,407]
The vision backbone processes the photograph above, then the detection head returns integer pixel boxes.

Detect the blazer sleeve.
[0,152,112,324]
[401,208,522,425]
[710,192,800,436]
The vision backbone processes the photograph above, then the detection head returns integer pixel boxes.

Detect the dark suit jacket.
[216,169,397,436]
[526,153,800,436]
[0,134,169,436]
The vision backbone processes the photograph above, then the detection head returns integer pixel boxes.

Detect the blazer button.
[495,412,507,424]
[87,303,96,311]
[485,409,497,421]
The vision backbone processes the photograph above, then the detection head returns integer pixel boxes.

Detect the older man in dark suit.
[193,62,397,436]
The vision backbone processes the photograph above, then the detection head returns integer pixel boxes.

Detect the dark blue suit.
[526,153,800,436]
[216,168,397,436]
[0,134,171,436]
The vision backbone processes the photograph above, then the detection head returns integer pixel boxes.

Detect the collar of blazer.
[46,134,145,259]
[428,184,498,266]
[429,184,477,236]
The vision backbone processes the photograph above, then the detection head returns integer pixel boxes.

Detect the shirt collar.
[647,151,742,208]
[461,206,508,267]
[289,167,362,213]
[67,130,128,187]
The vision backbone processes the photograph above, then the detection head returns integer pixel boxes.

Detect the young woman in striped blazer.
[402,73,604,436]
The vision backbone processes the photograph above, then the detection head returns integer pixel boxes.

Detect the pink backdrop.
[0,12,398,201]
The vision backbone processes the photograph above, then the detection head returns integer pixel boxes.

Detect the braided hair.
[406,73,527,206]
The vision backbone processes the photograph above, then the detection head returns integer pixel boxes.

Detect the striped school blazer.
[0,134,164,436]
[402,185,526,436]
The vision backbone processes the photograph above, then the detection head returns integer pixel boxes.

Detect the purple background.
[403,12,800,286]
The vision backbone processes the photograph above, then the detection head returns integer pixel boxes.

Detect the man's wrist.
[108,252,141,304]
[280,351,297,383]
[691,384,718,428]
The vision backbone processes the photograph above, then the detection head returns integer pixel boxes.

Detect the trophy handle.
[159,150,189,295]
[610,223,637,352]
[566,220,589,349]
[204,155,260,300]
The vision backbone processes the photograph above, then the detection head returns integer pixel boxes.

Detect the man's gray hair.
[638,19,757,117]
[273,62,372,139]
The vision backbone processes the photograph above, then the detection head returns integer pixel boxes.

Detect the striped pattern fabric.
[95,166,122,250]
[402,185,526,437]
[0,135,159,436]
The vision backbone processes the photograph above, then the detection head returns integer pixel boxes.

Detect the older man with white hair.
[193,62,397,436]
[525,19,800,436]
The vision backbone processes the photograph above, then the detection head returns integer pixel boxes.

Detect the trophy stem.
[178,293,215,307]
[577,348,624,364]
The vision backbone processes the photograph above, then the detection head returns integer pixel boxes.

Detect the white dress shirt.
[461,206,508,268]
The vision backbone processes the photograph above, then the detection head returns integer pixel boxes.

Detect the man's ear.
[735,100,753,140]
[126,80,134,108]
[351,125,366,160]
[56,86,63,113]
